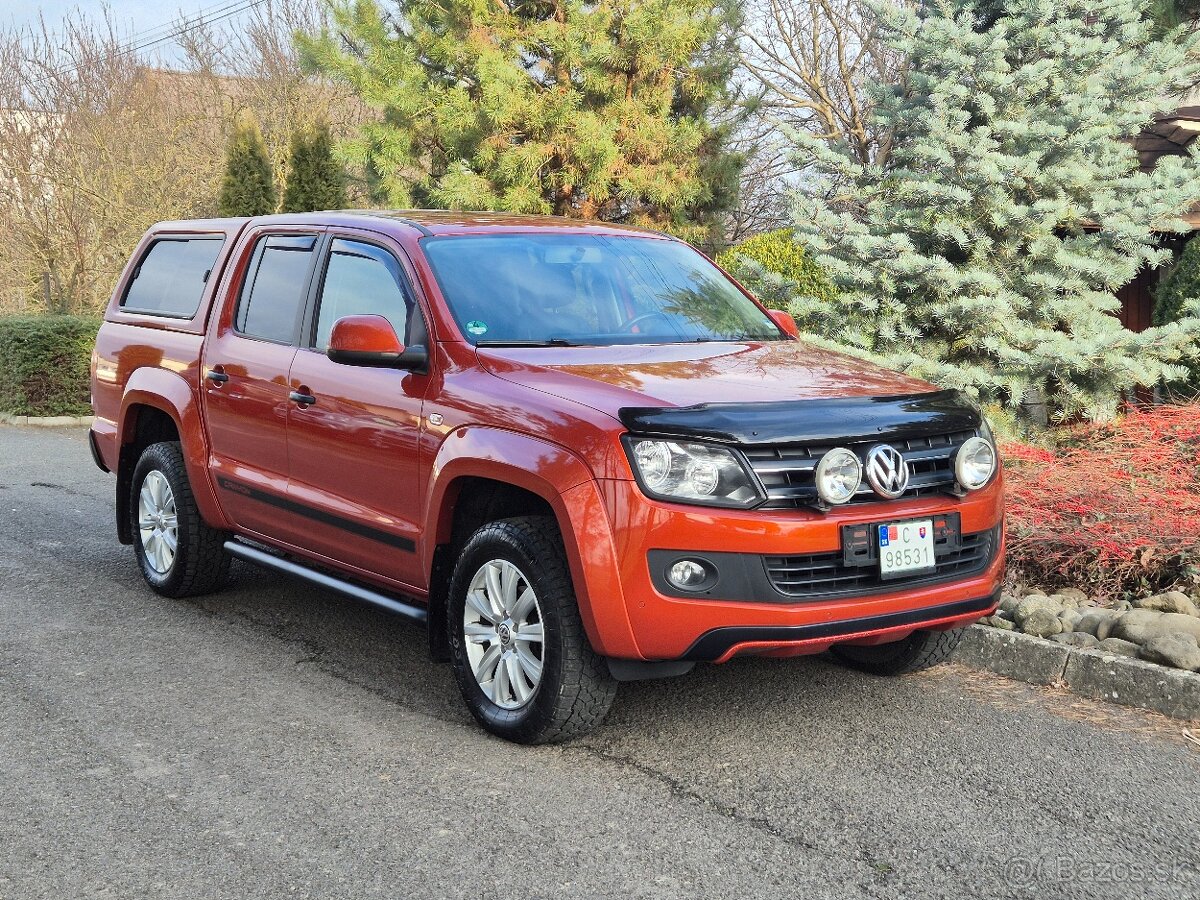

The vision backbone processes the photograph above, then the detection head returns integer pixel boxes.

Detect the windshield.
[422,233,784,346]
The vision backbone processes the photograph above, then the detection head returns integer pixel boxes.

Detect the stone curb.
[0,412,93,427]
[952,624,1200,722]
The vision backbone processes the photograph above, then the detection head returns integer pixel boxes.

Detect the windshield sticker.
[466,320,489,336]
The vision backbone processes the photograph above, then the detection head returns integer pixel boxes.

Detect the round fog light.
[955,436,997,490]
[668,559,710,590]
[814,447,862,505]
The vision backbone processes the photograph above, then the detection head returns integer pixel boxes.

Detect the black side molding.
[216,475,416,552]
[618,389,982,447]
[681,592,999,661]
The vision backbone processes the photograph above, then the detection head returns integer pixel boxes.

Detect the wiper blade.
[476,338,578,347]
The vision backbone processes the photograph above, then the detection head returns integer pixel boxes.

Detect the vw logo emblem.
[865,444,909,499]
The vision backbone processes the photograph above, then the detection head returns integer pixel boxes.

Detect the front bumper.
[595,475,1005,661]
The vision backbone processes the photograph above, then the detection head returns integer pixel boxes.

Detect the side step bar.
[224,540,428,624]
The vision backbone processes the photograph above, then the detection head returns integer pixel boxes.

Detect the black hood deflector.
[618,390,982,446]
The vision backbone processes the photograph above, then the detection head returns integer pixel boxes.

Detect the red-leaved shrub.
[1003,404,1200,600]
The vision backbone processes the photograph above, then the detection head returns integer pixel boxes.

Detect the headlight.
[955,435,997,490]
[814,447,862,505]
[624,438,764,508]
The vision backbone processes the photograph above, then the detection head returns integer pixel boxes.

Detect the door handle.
[289,390,317,407]
[206,368,229,384]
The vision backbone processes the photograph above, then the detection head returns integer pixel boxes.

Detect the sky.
[3,0,257,63]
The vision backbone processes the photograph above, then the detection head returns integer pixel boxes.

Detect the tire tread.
[132,442,229,598]
[448,516,616,743]
[832,626,964,675]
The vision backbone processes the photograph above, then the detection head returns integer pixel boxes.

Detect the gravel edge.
[953,624,1200,721]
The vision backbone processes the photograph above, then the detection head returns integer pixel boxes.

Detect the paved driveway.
[1,424,1197,899]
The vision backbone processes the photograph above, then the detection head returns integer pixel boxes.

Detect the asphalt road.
[1,424,1197,900]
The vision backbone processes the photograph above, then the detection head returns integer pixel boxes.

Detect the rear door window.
[121,236,225,317]
[235,234,318,343]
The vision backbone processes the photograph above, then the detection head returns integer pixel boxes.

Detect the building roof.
[1135,106,1200,171]
[1133,106,1200,227]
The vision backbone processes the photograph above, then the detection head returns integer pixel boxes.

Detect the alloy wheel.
[462,558,545,709]
[138,470,179,575]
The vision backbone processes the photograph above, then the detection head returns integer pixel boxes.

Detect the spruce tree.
[788,0,1200,421]
[281,122,348,213]
[218,111,276,217]
[299,0,742,243]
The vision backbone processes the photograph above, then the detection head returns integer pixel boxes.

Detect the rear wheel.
[831,628,964,675]
[130,442,230,598]
[447,516,617,743]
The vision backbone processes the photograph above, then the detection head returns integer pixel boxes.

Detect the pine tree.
[298,0,742,244]
[218,111,276,217]
[787,0,1200,421]
[281,122,348,214]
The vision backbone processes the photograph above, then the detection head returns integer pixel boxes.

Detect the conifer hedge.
[218,112,276,218]
[281,122,347,213]
[1153,234,1200,327]
[0,316,99,416]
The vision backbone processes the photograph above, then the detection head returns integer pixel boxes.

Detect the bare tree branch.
[739,0,907,168]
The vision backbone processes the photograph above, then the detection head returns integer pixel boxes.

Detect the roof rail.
[394,217,434,237]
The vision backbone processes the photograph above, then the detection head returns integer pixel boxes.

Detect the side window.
[122,236,224,317]
[235,234,318,343]
[313,238,422,350]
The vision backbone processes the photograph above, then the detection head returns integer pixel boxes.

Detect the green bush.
[1153,233,1200,326]
[715,229,837,304]
[0,315,99,416]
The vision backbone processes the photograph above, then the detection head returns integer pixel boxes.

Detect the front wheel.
[831,627,964,675]
[447,516,617,744]
[130,441,230,598]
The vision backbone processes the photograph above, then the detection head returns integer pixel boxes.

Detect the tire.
[831,627,964,675]
[130,441,230,598]
[447,516,617,744]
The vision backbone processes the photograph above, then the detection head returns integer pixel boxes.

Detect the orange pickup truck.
[90,210,1004,742]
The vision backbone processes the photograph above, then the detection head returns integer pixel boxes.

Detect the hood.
[477,340,938,417]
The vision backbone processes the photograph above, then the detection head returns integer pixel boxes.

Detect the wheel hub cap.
[462,559,544,710]
[138,470,178,575]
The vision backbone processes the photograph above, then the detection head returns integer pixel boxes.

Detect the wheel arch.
[116,369,228,543]
[423,427,640,662]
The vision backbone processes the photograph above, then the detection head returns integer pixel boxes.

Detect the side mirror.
[327,314,428,371]
[768,309,800,338]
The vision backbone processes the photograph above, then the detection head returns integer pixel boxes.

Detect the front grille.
[744,430,978,510]
[763,526,999,600]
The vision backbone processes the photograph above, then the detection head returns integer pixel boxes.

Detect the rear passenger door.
[202,229,322,540]
[284,234,431,587]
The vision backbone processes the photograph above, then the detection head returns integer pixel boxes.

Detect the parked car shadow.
[193,560,946,750]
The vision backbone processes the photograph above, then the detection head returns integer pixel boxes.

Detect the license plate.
[878,519,936,579]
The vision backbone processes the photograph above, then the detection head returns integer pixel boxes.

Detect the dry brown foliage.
[0,0,367,314]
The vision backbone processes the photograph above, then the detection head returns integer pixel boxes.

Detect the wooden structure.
[1120,106,1200,332]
